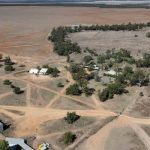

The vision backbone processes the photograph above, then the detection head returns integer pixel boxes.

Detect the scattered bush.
[3,80,11,85]
[66,84,81,96]
[83,55,93,64]
[63,132,76,145]
[57,82,64,87]
[83,87,95,96]
[4,65,15,72]
[64,112,80,124]
[13,87,23,94]
[129,70,149,86]
[146,32,150,38]
[46,67,60,77]
[99,82,126,101]
[4,57,14,65]
[10,84,16,89]
[136,53,150,68]
[139,92,144,96]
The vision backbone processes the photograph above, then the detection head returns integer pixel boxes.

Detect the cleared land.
[0,6,150,150]
[69,29,150,57]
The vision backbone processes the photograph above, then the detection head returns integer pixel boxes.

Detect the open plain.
[0,6,150,150]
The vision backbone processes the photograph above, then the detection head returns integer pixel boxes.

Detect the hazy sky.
[0,0,150,4]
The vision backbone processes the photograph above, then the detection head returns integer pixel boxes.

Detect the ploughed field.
[69,29,150,57]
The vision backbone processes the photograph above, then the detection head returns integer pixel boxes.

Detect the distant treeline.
[48,22,150,56]
[0,3,149,8]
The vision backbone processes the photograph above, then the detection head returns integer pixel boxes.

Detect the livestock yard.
[0,6,150,150]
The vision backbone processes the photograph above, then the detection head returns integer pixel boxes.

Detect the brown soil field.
[0,7,150,66]
[69,29,150,57]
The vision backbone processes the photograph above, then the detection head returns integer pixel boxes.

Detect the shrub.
[4,57,14,65]
[83,55,93,64]
[4,65,15,72]
[3,80,11,85]
[46,67,60,77]
[13,87,23,94]
[10,84,16,89]
[66,84,81,96]
[129,70,149,86]
[83,87,95,96]
[64,112,80,124]
[146,32,150,38]
[99,82,126,101]
[69,64,81,74]
[57,82,64,87]
[63,132,76,145]
[139,92,144,96]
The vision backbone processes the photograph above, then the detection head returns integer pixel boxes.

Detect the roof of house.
[39,68,48,73]
[29,68,39,74]
[6,137,34,150]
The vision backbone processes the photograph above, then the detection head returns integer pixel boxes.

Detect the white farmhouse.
[29,68,39,75]
[39,68,48,75]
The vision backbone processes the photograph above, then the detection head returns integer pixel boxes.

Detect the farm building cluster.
[29,68,48,75]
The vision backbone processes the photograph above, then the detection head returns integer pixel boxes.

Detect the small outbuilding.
[39,68,48,75]
[29,68,39,75]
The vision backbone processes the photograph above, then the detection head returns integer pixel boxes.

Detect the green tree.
[83,55,93,64]
[146,32,150,38]
[4,65,15,72]
[63,132,76,145]
[64,112,80,124]
[129,70,149,86]
[3,80,11,85]
[66,84,81,96]
[57,82,64,87]
[0,141,10,150]
[13,87,22,94]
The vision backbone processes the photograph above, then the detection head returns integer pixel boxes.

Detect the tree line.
[48,22,150,56]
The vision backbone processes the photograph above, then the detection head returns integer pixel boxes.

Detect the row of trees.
[49,22,150,56]
[49,27,81,56]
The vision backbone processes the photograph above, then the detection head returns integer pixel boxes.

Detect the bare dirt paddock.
[0,7,150,65]
[69,29,150,57]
